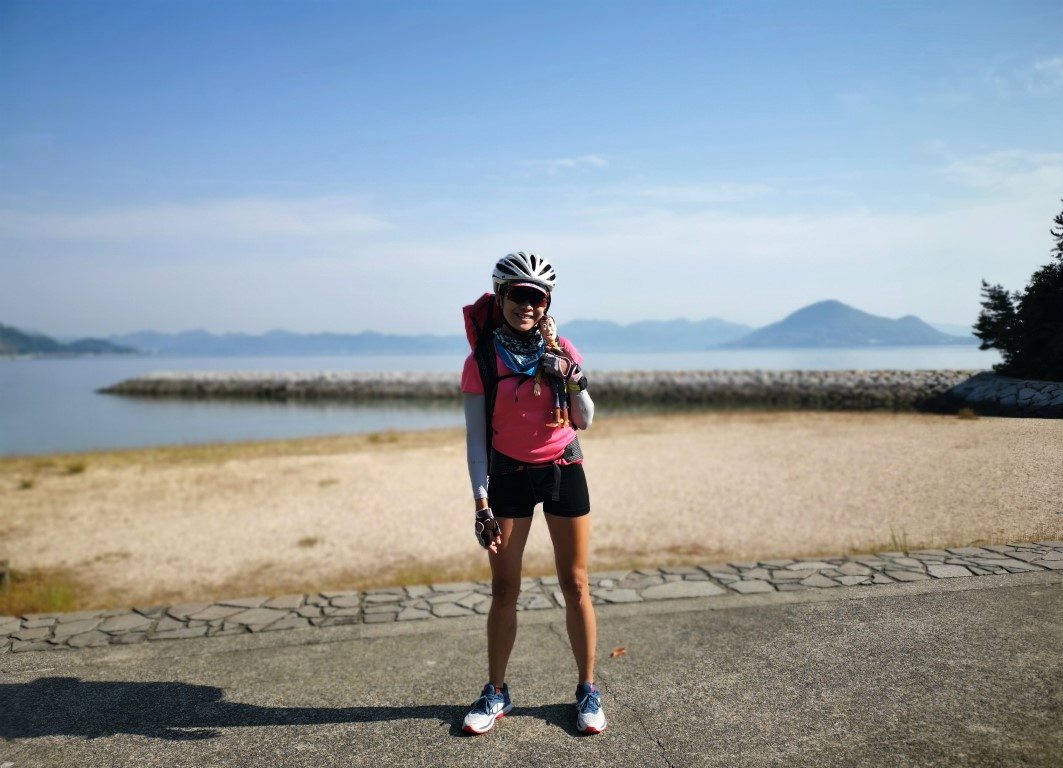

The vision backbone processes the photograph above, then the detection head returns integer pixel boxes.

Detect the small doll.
[535,315,573,427]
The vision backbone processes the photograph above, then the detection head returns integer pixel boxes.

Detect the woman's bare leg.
[544,513,596,683]
[487,516,533,688]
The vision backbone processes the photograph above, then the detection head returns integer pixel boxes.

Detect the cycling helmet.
[492,252,556,295]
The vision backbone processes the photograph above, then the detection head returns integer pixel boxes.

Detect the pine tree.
[974,203,1063,381]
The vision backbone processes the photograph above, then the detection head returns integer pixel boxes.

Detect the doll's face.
[539,316,557,342]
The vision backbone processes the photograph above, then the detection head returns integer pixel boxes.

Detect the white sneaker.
[462,683,512,734]
[576,682,607,733]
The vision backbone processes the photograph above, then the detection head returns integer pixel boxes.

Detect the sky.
[2,0,1062,337]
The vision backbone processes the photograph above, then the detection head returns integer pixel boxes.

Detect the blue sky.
[2,0,1061,336]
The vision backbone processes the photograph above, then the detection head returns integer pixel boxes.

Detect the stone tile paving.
[2,542,1060,654]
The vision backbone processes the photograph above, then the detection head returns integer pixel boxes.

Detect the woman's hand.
[475,507,502,553]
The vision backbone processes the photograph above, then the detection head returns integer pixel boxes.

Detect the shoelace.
[472,690,504,714]
[576,689,600,714]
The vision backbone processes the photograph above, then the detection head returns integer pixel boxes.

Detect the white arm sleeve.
[463,392,490,500]
[569,388,594,430]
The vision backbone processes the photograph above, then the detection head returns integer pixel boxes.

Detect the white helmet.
[492,252,556,294]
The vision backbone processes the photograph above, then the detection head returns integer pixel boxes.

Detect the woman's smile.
[503,292,547,332]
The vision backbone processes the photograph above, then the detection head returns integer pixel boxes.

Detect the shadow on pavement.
[1,677,581,741]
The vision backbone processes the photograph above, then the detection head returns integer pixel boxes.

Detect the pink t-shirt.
[462,336,583,464]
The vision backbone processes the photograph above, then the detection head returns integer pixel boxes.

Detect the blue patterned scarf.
[493,327,544,375]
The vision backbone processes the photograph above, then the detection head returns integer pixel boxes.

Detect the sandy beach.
[1,410,1061,611]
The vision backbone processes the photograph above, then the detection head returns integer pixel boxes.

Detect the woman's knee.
[491,576,523,604]
[557,568,590,604]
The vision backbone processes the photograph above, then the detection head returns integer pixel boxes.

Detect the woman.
[460,251,605,735]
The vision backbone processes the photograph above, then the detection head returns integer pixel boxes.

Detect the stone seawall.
[98,369,1061,417]
[101,371,462,400]
[922,371,1063,418]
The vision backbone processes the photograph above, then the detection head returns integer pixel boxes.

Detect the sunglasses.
[506,287,549,308]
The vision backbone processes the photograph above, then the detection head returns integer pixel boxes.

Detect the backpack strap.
[473,334,498,456]
[465,293,501,456]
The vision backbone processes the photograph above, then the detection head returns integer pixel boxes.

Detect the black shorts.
[489,462,591,519]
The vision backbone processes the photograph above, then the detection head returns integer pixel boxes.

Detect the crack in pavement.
[545,620,568,649]
[597,673,676,767]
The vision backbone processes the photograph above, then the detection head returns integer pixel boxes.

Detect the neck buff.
[493,327,544,375]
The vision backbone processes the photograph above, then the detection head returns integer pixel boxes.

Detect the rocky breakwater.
[592,369,980,410]
[100,371,461,400]
[100,369,1002,413]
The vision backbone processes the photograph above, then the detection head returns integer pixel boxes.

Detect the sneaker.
[575,682,607,733]
[462,683,512,734]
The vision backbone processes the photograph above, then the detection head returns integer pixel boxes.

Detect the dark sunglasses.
[506,287,549,308]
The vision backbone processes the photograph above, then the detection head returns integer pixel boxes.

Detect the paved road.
[2,570,1060,768]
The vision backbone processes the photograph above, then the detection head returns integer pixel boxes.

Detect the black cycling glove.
[475,508,502,549]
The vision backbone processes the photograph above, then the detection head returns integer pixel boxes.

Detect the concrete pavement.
[2,568,1061,767]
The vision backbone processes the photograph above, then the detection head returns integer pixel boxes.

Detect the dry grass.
[0,566,83,616]
[366,432,400,445]
[384,558,493,589]
[0,554,495,615]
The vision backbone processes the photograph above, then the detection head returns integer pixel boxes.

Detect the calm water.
[0,347,998,457]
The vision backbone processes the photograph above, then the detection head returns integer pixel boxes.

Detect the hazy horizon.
[8,299,977,341]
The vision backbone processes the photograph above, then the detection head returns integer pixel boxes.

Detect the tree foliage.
[974,202,1063,381]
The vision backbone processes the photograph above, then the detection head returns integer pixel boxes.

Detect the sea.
[0,346,1000,457]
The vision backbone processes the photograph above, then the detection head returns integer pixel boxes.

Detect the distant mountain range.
[0,300,976,358]
[106,329,468,357]
[721,300,975,348]
[0,323,136,356]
